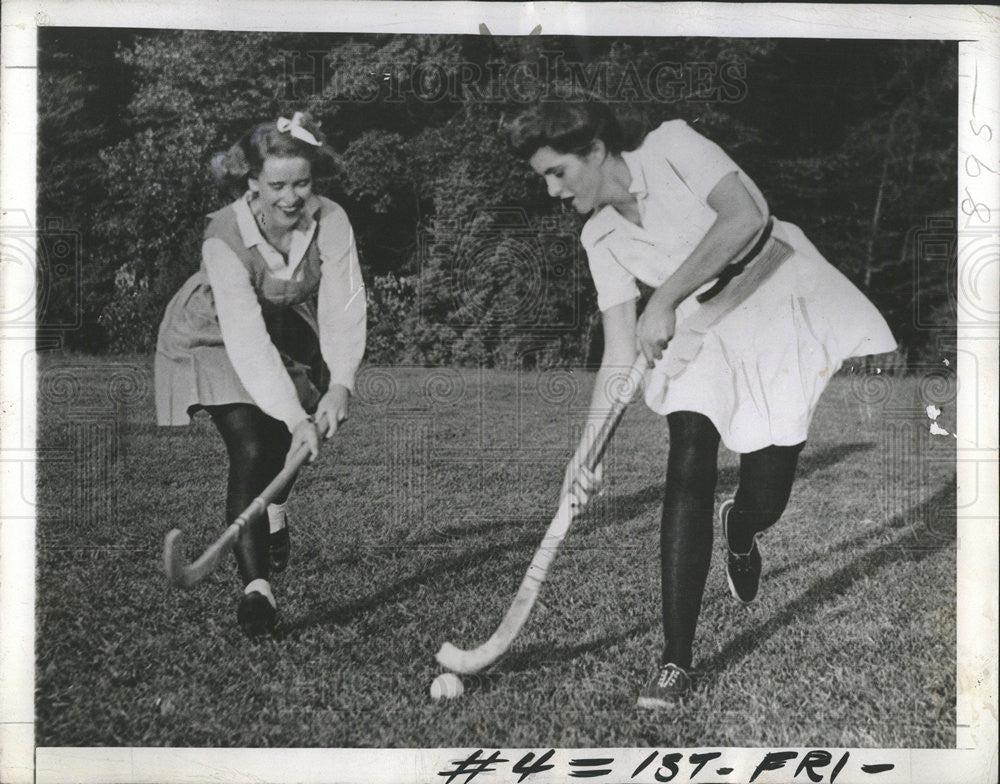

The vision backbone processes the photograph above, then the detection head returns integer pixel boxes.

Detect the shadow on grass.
[480,479,954,676]
[755,483,955,588]
[283,441,910,656]
[796,441,877,478]
[493,622,654,677]
[697,479,956,677]
[388,442,878,550]
[281,523,576,637]
[588,441,877,538]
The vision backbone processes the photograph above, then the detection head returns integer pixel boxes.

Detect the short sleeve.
[645,121,740,204]
[581,218,640,313]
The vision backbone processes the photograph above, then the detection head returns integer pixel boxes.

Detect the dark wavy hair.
[209,111,337,193]
[507,96,630,159]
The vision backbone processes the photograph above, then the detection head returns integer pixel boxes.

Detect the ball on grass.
[430,672,464,701]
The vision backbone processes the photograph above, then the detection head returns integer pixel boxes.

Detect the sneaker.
[720,499,762,604]
[269,526,291,573]
[637,662,692,708]
[237,591,277,638]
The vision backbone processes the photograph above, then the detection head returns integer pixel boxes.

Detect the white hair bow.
[276,112,321,147]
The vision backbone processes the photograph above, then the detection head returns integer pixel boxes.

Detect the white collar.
[620,149,647,199]
[233,192,321,275]
[233,191,322,249]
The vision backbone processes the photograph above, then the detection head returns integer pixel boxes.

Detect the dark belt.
[696,217,775,304]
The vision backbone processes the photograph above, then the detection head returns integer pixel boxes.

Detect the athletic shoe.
[720,499,762,604]
[637,662,692,708]
[237,591,277,638]
[269,526,291,573]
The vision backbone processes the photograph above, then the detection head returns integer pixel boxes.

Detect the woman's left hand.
[636,300,677,368]
[314,385,351,439]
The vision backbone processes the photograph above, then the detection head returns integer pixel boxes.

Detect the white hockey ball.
[430,672,464,701]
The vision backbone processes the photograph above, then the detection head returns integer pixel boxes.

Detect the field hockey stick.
[435,354,647,675]
[435,234,794,675]
[163,412,330,589]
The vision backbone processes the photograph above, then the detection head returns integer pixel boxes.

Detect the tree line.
[38,31,957,367]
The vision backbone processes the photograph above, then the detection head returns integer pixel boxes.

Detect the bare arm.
[562,298,638,506]
[636,171,766,365]
[587,299,640,421]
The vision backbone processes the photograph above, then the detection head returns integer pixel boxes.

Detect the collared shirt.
[230,190,323,281]
[202,192,366,429]
[580,120,769,315]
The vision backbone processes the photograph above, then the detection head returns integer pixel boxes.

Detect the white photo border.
[2,3,997,783]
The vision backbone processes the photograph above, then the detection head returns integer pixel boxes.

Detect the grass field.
[35,354,957,748]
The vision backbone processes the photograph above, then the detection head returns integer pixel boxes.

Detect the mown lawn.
[35,354,957,748]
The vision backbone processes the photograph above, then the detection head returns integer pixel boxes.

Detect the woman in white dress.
[509,99,896,706]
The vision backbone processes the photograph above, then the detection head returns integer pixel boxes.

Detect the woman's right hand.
[561,458,604,515]
[559,300,633,515]
[289,416,321,464]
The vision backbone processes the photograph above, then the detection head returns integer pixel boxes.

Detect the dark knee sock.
[727,442,805,554]
[660,411,720,669]
[206,404,291,585]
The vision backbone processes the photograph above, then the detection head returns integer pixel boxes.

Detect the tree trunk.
[864,156,889,293]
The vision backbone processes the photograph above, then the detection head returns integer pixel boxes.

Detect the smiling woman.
[252,157,315,245]
[154,111,367,637]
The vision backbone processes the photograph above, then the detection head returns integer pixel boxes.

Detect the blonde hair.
[209,111,336,191]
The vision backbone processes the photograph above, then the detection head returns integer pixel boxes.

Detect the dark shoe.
[637,662,692,708]
[269,526,291,573]
[721,499,762,604]
[237,592,277,638]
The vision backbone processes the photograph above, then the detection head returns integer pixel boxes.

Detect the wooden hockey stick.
[435,234,794,674]
[163,413,328,589]
[436,355,645,674]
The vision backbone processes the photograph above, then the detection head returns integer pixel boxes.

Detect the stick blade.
[163,528,211,589]
[163,528,191,587]
[435,641,497,675]
[164,523,239,590]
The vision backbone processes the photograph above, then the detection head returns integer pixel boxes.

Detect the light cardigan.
[202,193,366,429]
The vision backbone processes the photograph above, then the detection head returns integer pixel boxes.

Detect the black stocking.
[205,404,293,585]
[726,442,805,554]
[660,411,720,669]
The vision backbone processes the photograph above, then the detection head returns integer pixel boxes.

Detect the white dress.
[581,120,897,453]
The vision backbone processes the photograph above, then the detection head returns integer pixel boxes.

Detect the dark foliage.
[37,31,956,365]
